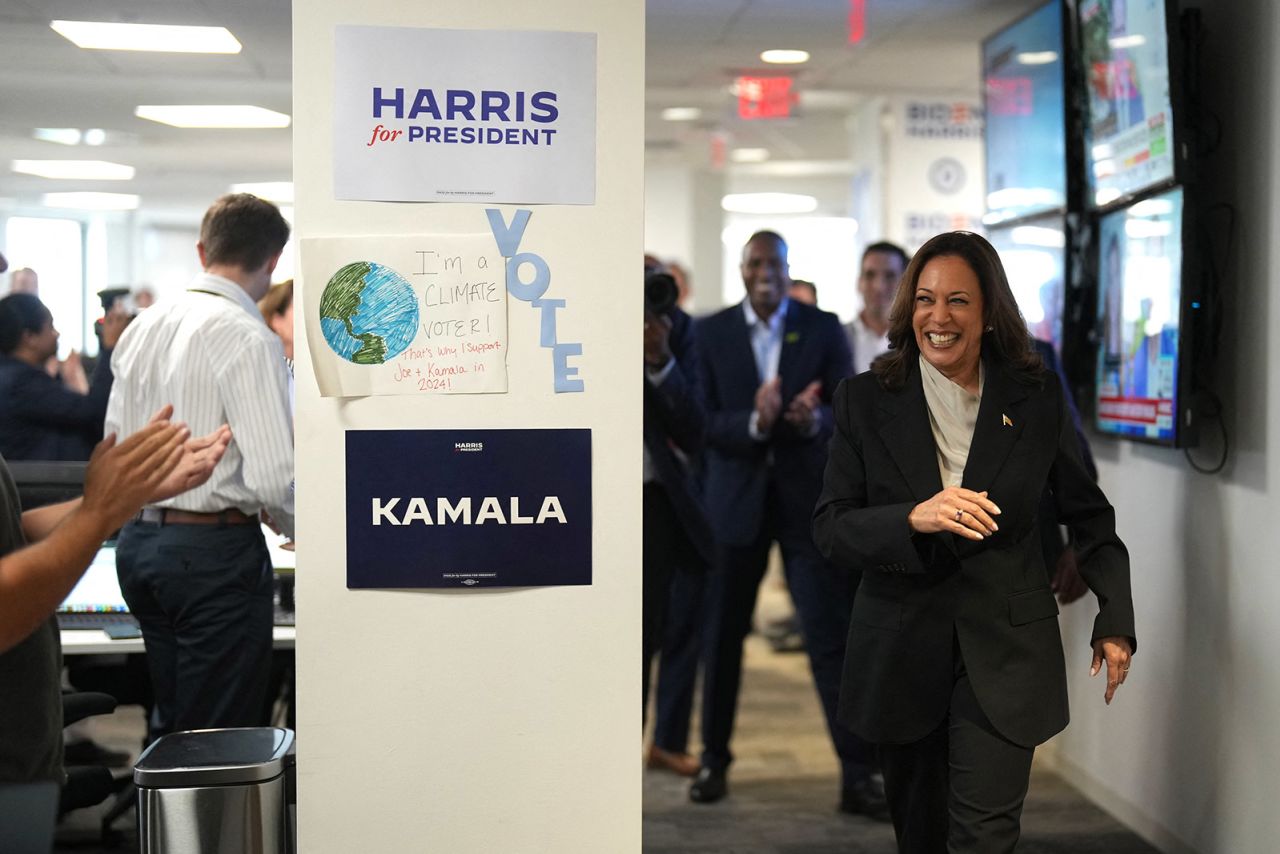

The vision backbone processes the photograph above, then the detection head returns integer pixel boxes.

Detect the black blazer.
[813,357,1135,748]
[644,308,713,564]
[0,351,113,461]
[697,300,852,547]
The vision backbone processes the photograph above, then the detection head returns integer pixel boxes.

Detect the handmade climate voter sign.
[302,234,507,396]
[345,429,592,588]
[333,25,596,204]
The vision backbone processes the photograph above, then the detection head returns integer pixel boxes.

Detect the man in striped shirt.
[105,193,294,740]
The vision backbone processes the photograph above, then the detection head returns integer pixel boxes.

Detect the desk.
[61,625,296,656]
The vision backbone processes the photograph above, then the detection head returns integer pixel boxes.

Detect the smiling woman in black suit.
[813,231,1135,854]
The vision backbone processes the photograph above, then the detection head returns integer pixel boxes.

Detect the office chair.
[59,691,122,817]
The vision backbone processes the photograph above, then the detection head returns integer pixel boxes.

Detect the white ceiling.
[0,0,1042,217]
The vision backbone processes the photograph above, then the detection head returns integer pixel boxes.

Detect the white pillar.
[292,3,644,851]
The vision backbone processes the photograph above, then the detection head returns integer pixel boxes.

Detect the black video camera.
[644,271,679,316]
[93,287,135,342]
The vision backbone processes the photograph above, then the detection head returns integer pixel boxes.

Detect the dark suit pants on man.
[699,499,874,789]
[643,483,705,717]
[651,558,706,753]
[116,520,274,741]
[878,650,1034,854]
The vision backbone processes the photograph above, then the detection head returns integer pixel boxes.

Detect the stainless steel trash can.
[134,727,295,854]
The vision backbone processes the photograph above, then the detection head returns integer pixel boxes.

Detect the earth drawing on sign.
[319,262,419,365]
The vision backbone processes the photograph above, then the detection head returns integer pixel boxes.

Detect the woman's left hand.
[1090,636,1133,705]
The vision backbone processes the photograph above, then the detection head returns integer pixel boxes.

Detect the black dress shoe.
[840,774,890,821]
[689,766,728,804]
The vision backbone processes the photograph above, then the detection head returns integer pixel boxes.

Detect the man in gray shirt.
[0,416,229,783]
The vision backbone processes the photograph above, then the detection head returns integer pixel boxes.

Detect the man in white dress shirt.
[843,241,908,375]
[106,193,294,739]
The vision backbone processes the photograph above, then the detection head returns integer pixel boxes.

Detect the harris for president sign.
[345,429,592,588]
[333,25,597,205]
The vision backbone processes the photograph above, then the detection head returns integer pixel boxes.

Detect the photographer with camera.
[642,257,713,776]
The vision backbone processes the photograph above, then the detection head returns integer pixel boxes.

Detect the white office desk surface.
[61,625,296,655]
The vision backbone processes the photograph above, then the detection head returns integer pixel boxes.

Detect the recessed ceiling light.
[33,128,83,146]
[50,20,241,54]
[986,188,1063,212]
[1016,51,1058,65]
[1094,187,1122,207]
[760,49,809,65]
[42,192,140,211]
[661,107,702,122]
[1128,198,1174,218]
[12,160,135,180]
[1009,226,1066,248]
[135,105,291,129]
[83,129,107,146]
[1108,35,1146,49]
[230,181,294,203]
[730,148,770,163]
[721,192,818,214]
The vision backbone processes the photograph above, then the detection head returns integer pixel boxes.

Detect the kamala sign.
[334,25,597,204]
[345,429,592,588]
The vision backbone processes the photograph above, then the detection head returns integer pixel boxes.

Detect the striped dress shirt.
[105,272,295,537]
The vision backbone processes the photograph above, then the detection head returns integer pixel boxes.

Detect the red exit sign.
[737,76,794,120]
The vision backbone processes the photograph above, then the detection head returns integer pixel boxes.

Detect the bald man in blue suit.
[689,231,883,816]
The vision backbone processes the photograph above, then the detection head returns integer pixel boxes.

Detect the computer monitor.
[987,216,1067,359]
[1077,0,1182,209]
[58,543,128,615]
[982,0,1067,224]
[1094,185,1201,445]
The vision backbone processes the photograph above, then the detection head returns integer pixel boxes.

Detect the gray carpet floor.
[52,629,1161,852]
[642,633,1161,854]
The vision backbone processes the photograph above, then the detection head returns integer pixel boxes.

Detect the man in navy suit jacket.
[689,231,882,815]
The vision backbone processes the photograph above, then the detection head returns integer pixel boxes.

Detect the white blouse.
[919,354,984,488]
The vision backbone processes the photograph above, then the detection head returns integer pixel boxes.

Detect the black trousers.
[650,556,706,753]
[642,483,703,719]
[116,520,273,741]
[878,649,1034,854]
[699,485,874,787]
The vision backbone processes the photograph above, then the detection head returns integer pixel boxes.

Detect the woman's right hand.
[908,487,1001,540]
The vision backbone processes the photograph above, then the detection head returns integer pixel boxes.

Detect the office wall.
[1040,2,1280,850]
[883,94,986,252]
[643,161,725,313]
[644,161,694,266]
[291,2,643,852]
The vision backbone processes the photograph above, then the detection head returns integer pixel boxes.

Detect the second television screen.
[1095,185,1183,442]
[1079,0,1176,208]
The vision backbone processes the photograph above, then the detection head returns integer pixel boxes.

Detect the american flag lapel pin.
[1002,413,1014,427]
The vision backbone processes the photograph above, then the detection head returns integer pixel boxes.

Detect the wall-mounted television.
[982,0,1067,225]
[1094,185,1202,445]
[987,215,1068,359]
[1077,0,1181,210]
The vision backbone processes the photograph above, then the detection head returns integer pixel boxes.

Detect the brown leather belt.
[135,507,256,526]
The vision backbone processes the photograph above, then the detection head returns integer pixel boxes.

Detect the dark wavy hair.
[0,293,52,355]
[861,240,909,270]
[871,231,1042,390]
